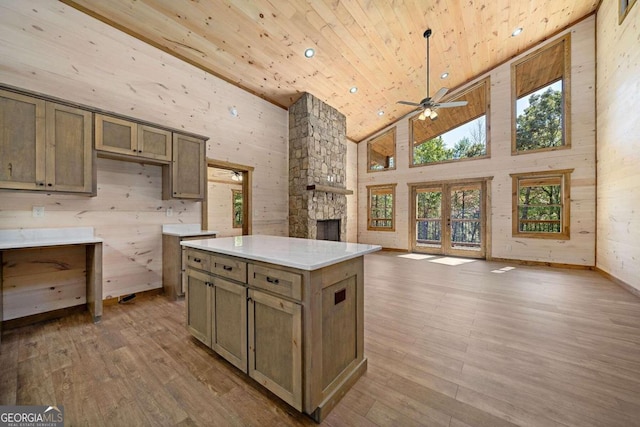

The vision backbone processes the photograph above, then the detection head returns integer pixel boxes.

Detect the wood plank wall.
[596,0,640,291]
[0,0,291,299]
[357,17,596,266]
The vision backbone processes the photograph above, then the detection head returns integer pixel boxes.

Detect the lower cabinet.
[248,288,302,411]
[185,269,212,346]
[185,269,247,373]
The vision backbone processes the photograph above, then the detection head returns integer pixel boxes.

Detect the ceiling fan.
[397,29,468,120]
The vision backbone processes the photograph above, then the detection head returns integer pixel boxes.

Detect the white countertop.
[162,224,218,237]
[181,235,381,271]
[0,227,102,250]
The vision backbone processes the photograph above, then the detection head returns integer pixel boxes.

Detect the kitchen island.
[181,235,380,422]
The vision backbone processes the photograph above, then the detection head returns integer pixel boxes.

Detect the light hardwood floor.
[2,251,640,426]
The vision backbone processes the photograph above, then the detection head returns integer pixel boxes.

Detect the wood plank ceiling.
[60,0,598,142]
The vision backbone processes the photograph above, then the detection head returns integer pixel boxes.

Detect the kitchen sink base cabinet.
[183,241,373,423]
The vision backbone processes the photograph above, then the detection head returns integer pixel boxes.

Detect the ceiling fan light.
[424,108,431,116]
[429,110,438,120]
[418,112,426,121]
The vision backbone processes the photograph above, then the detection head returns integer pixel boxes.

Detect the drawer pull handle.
[193,258,202,263]
[266,276,280,285]
[334,288,346,305]
[223,265,233,271]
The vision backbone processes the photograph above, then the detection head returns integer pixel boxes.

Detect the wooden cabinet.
[185,268,212,346]
[0,90,93,193]
[183,244,367,422]
[248,288,302,410]
[162,232,217,300]
[165,133,205,199]
[95,114,172,162]
[212,278,247,372]
[185,250,247,372]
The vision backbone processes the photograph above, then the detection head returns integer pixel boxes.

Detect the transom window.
[367,127,396,172]
[367,184,396,231]
[511,169,573,239]
[620,0,637,23]
[512,34,571,154]
[410,78,490,166]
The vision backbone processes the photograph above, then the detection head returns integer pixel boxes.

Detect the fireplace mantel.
[306,184,354,195]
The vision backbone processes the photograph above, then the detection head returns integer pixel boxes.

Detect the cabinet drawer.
[248,264,302,301]
[185,249,211,272]
[211,255,247,283]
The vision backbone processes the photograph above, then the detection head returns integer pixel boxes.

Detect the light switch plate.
[33,206,45,218]
[166,207,173,217]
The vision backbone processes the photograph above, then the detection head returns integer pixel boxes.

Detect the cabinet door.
[212,278,247,372]
[0,90,46,190]
[138,124,172,161]
[171,133,205,199]
[185,269,213,347]
[45,103,93,193]
[248,289,302,411]
[95,114,136,156]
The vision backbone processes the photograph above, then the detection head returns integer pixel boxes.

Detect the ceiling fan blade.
[430,87,449,103]
[435,100,469,108]
[397,100,423,106]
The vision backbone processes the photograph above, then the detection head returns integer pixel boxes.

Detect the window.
[367,184,396,231]
[511,169,573,239]
[232,189,243,228]
[410,78,490,166]
[620,0,637,23]
[367,127,396,172]
[512,35,571,154]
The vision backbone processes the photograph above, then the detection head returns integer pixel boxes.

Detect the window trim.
[367,184,397,232]
[367,127,397,173]
[620,0,637,24]
[510,169,573,239]
[409,77,491,168]
[511,34,571,155]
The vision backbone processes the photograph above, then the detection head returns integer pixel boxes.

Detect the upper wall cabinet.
[0,90,94,194]
[164,133,205,200]
[95,114,172,162]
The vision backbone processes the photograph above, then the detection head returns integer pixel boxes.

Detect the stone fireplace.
[289,93,349,241]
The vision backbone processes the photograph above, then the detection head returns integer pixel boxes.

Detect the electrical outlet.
[166,207,173,217]
[32,206,45,218]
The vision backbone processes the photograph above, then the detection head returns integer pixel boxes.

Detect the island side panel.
[305,256,366,418]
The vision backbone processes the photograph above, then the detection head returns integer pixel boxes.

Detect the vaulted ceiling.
[61,0,598,142]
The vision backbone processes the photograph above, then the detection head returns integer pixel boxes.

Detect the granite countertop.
[181,235,381,271]
[0,227,103,250]
[162,224,219,237]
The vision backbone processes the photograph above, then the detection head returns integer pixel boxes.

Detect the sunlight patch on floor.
[429,257,476,266]
[492,266,517,273]
[398,254,435,260]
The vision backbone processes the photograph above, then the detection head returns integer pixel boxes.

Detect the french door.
[410,180,487,259]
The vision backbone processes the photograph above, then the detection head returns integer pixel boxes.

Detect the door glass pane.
[450,185,482,251]
[416,188,442,248]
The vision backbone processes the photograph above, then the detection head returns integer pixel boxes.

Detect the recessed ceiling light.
[349,86,358,94]
[377,110,384,116]
[440,72,449,79]
[304,48,315,58]
[511,27,523,37]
